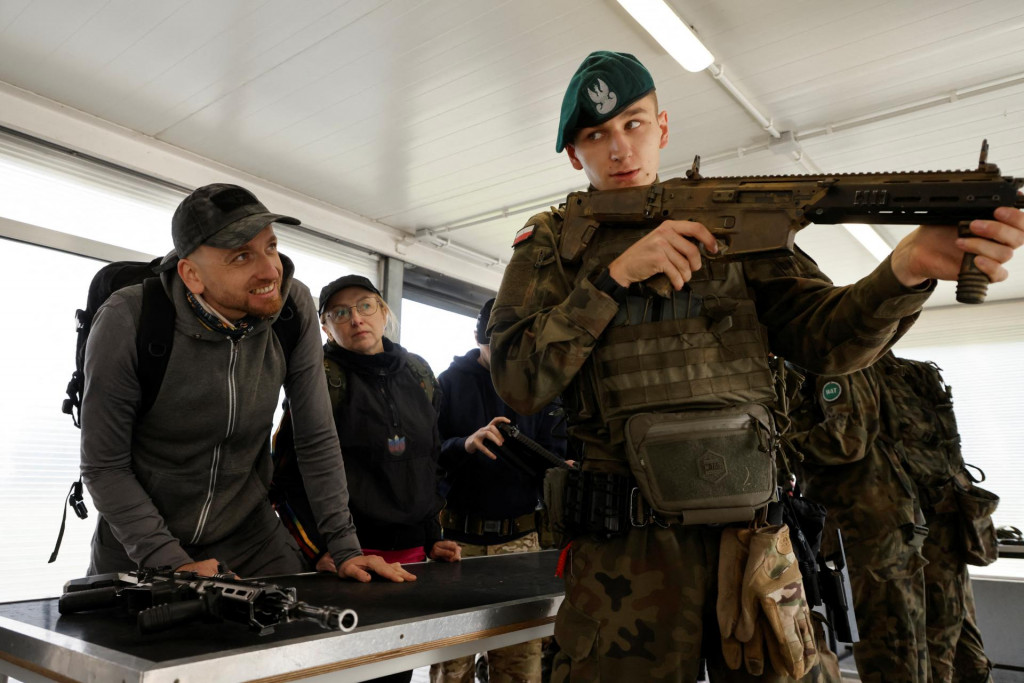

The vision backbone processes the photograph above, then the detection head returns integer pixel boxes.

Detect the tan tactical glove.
[717,527,766,675]
[735,524,817,678]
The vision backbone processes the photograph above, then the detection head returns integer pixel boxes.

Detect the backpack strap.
[323,355,348,408]
[405,353,437,406]
[272,295,300,363]
[137,277,176,416]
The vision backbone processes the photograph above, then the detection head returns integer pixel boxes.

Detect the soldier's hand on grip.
[607,219,718,291]
[891,205,1024,288]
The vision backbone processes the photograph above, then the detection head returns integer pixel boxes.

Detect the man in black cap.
[430,298,566,683]
[80,183,414,583]
[487,51,1024,681]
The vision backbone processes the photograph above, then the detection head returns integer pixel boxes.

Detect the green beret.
[556,51,655,152]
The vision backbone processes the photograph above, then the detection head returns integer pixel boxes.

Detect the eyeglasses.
[325,297,379,322]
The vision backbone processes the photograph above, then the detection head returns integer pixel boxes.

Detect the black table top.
[0,550,565,665]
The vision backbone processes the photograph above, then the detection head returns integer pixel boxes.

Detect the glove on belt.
[718,526,767,675]
[736,524,817,678]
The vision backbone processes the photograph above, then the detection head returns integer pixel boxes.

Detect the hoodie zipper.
[190,338,239,544]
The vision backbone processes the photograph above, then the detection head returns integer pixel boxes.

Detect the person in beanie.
[430,298,566,683]
[487,50,1024,681]
[81,183,414,583]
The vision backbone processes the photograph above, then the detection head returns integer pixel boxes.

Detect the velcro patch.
[512,224,536,247]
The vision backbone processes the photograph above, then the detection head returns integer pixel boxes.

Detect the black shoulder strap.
[137,277,176,416]
[271,294,300,363]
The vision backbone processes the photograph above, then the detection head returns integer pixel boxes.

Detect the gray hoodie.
[80,255,361,570]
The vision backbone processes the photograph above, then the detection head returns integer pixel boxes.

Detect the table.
[0,550,565,683]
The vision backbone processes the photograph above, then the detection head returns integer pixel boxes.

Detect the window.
[0,239,103,601]
[399,299,479,377]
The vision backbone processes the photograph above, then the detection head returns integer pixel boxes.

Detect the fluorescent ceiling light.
[617,0,714,72]
[842,223,892,262]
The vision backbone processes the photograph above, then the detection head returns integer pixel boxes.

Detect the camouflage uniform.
[786,364,930,682]
[876,357,994,683]
[429,533,544,683]
[488,205,932,681]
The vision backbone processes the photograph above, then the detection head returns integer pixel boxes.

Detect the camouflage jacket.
[489,206,933,467]
[786,363,926,577]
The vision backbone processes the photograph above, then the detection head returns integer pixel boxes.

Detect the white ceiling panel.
[0,0,1021,304]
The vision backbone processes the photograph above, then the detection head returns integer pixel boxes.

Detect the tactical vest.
[560,219,776,448]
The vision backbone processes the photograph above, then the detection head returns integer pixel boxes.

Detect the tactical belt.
[563,469,673,537]
[440,509,536,538]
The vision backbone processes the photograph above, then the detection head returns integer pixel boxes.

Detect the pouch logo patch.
[699,450,727,483]
[821,381,842,402]
[588,78,617,115]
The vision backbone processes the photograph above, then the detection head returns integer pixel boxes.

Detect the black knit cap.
[475,298,495,344]
[556,50,655,152]
[318,274,382,315]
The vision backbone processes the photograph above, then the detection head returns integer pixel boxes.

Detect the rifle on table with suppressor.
[59,568,357,636]
[561,140,1023,304]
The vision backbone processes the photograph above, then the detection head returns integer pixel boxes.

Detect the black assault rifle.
[561,141,1023,304]
[59,568,357,636]
[495,422,573,483]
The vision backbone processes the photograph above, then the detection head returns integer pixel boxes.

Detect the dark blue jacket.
[438,349,566,540]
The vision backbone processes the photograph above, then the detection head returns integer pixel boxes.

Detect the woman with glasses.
[271,275,460,599]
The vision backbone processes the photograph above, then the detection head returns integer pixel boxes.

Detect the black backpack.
[52,257,301,561]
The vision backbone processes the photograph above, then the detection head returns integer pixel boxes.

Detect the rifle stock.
[562,141,1023,303]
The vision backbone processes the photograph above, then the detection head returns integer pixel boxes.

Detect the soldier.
[487,50,1024,681]
[878,357,996,683]
[786,360,931,682]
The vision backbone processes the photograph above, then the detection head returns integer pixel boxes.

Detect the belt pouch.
[624,404,778,524]
[954,480,1000,566]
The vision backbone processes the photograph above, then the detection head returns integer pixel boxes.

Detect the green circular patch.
[821,381,842,402]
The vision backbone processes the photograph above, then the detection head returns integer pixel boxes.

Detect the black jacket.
[273,338,444,558]
[437,349,566,541]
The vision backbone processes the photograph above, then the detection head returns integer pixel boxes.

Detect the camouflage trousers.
[922,513,992,683]
[430,532,543,683]
[550,524,831,682]
[846,549,929,683]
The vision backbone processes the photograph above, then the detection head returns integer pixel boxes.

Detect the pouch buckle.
[630,487,670,528]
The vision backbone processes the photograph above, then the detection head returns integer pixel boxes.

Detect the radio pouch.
[624,404,778,525]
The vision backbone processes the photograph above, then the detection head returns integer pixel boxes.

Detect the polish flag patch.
[512,224,535,247]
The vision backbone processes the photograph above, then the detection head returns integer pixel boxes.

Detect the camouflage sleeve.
[488,211,620,415]
[746,250,934,375]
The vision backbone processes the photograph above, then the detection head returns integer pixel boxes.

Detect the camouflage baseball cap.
[171,183,300,260]
[556,51,655,152]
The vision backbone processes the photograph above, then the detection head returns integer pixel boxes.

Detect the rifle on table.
[561,140,1023,304]
[495,422,573,483]
[59,568,357,636]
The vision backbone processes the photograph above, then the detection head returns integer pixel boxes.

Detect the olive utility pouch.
[543,467,571,548]
[624,404,778,525]
[953,473,1000,566]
